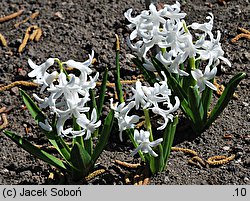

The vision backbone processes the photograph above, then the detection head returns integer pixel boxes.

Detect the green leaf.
[91,110,114,163]
[89,89,97,112]
[72,116,85,150]
[19,89,71,161]
[70,142,92,179]
[201,85,213,123]
[205,72,246,129]
[19,89,46,122]
[131,57,158,85]
[150,145,165,174]
[97,66,108,118]
[4,131,69,172]
[187,86,204,132]
[84,138,93,156]
[162,116,178,164]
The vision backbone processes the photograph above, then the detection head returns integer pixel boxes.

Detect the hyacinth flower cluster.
[125,1,246,133]
[111,71,179,174]
[4,51,114,181]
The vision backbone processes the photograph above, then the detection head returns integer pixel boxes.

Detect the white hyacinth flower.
[124,2,186,58]
[131,129,163,157]
[28,58,55,84]
[28,51,101,139]
[110,99,140,142]
[129,81,148,110]
[151,96,180,130]
[65,50,94,81]
[198,31,231,69]
[76,108,101,140]
[191,66,217,92]
[190,13,214,37]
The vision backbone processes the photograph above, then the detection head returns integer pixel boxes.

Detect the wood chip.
[34,28,42,42]
[0,33,7,47]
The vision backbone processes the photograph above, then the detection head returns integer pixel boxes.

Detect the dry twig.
[18,25,39,53]
[207,154,235,165]
[171,147,198,156]
[0,10,24,23]
[0,81,38,92]
[115,160,141,169]
[231,27,250,43]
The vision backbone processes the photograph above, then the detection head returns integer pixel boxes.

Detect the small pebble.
[244,177,249,182]
[222,146,230,151]
[2,169,9,173]
[10,87,19,95]
[242,101,249,107]
[243,158,250,167]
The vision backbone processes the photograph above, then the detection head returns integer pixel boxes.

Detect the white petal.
[28,59,38,70]
[191,69,203,81]
[147,146,158,157]
[131,144,143,157]
[204,80,217,91]
[39,120,52,132]
[149,138,163,147]
[204,66,217,80]
[219,56,231,67]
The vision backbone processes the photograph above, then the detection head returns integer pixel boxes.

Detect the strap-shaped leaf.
[149,145,164,174]
[89,89,97,112]
[20,88,46,122]
[201,85,213,123]
[206,72,246,129]
[19,89,71,161]
[97,66,108,118]
[131,57,157,85]
[70,142,92,179]
[4,130,69,172]
[91,110,114,163]
[162,116,178,163]
[187,86,204,132]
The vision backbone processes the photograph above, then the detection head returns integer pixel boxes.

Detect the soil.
[0,0,249,185]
